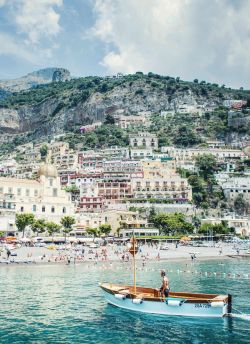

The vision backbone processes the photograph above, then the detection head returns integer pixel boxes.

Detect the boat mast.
[129,232,138,294]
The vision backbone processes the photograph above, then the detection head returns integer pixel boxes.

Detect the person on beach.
[159,270,170,298]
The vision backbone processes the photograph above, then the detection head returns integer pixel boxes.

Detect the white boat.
[100,283,231,318]
[100,236,231,318]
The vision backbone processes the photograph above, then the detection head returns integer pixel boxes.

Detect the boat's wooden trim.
[100,283,229,304]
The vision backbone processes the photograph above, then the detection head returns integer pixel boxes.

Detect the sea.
[0,259,249,344]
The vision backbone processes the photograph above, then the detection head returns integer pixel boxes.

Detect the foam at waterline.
[228,313,250,321]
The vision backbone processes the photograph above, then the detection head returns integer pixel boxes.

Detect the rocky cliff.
[0,72,249,145]
[0,68,71,96]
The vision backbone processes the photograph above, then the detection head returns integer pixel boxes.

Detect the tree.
[234,194,247,215]
[99,224,112,236]
[40,145,48,160]
[60,216,75,242]
[152,213,194,236]
[198,222,233,235]
[195,154,217,180]
[15,213,35,237]
[173,126,201,147]
[104,114,115,125]
[86,227,99,237]
[148,207,157,223]
[46,222,61,242]
[31,219,46,236]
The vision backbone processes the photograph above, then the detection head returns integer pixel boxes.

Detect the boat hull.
[101,289,228,318]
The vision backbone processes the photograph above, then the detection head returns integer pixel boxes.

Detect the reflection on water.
[0,259,249,344]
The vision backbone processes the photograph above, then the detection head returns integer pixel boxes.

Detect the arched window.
[42,206,45,212]
[51,206,55,213]
[62,207,66,214]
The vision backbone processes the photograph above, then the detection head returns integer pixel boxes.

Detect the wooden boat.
[100,283,231,317]
[100,236,231,318]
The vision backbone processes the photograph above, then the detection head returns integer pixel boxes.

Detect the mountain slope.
[0,72,249,148]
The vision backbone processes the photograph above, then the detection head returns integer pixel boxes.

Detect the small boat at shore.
[100,236,232,318]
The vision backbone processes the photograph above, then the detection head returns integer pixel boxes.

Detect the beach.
[0,242,243,265]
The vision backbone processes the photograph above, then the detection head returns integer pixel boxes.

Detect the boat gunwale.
[100,283,229,304]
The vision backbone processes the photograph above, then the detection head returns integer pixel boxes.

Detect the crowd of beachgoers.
[0,240,248,265]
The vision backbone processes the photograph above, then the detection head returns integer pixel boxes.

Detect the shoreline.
[0,255,233,267]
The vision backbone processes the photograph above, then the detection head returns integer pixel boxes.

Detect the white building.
[220,177,250,205]
[201,217,250,236]
[0,163,74,228]
[130,148,153,159]
[162,146,246,161]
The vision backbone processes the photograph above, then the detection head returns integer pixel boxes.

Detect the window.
[42,206,45,212]
[8,187,13,194]
[26,189,30,197]
[53,188,58,197]
[0,187,3,194]
[32,205,36,212]
[17,188,21,196]
[51,206,55,213]
[49,179,53,187]
[63,207,66,214]
[21,206,24,212]
[34,190,38,196]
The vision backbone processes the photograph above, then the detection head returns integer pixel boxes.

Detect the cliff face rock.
[52,69,71,82]
[0,68,71,94]
[0,71,248,144]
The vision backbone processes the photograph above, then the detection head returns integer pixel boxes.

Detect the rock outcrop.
[0,68,71,93]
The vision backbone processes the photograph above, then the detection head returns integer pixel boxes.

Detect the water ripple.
[0,259,249,343]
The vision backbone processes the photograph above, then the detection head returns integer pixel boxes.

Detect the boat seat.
[119,289,130,295]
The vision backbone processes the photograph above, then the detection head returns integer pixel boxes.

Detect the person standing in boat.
[160,270,170,298]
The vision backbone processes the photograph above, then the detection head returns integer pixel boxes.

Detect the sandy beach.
[0,242,244,266]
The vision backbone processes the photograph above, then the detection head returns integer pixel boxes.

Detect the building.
[0,163,74,230]
[206,140,225,149]
[129,132,158,149]
[115,115,151,129]
[80,121,102,133]
[131,160,192,202]
[162,146,246,161]
[130,148,153,159]
[223,99,247,109]
[76,210,148,235]
[220,177,250,208]
[201,216,250,236]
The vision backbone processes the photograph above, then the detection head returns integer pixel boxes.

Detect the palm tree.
[15,213,35,238]
[60,216,75,243]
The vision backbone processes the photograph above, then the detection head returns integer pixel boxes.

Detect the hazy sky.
[0,0,249,88]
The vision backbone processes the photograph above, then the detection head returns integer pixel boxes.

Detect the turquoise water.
[0,259,249,344]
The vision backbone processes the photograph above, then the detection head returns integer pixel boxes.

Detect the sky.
[0,0,250,89]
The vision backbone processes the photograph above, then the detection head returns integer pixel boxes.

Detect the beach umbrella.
[5,237,17,241]
[181,236,191,241]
